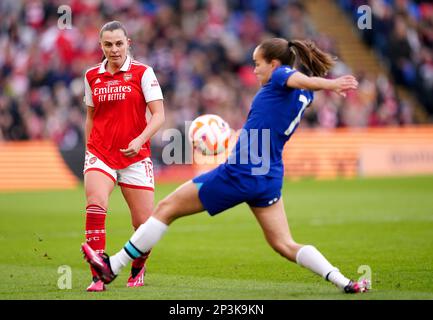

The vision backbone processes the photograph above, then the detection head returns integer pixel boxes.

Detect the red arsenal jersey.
[84,56,163,169]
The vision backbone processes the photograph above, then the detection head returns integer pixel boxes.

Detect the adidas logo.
[268,197,279,205]
[95,78,101,84]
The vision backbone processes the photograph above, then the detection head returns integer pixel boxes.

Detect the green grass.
[0,176,432,300]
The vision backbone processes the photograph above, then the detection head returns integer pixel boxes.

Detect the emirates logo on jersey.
[124,73,132,82]
[94,84,132,102]
[93,85,132,96]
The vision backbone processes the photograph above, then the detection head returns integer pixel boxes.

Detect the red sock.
[132,250,151,270]
[85,204,106,278]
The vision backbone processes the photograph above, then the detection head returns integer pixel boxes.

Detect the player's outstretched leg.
[81,242,117,284]
[250,199,369,294]
[296,245,370,294]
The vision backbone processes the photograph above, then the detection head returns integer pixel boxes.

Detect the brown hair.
[258,38,336,77]
[99,20,128,39]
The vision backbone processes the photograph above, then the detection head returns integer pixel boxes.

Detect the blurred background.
[1,0,433,189]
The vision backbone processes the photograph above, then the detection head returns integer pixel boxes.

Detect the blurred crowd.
[338,0,433,116]
[0,0,420,164]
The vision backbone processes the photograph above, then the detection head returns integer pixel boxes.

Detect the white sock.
[295,245,350,289]
[109,249,131,275]
[327,270,351,289]
[109,217,168,275]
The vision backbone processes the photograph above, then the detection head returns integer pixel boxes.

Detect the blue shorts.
[192,164,283,216]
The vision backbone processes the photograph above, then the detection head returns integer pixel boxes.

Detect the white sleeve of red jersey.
[84,75,94,107]
[141,67,164,103]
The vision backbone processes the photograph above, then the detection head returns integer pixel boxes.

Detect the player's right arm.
[85,106,94,145]
[83,72,95,146]
[286,72,358,97]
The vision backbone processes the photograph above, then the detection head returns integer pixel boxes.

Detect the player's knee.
[153,198,177,224]
[86,194,108,211]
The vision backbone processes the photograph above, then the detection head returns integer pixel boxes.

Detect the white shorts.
[83,151,154,191]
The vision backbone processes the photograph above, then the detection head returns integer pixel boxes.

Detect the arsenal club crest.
[124,73,132,81]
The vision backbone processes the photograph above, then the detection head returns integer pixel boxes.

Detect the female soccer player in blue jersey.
[82,38,369,293]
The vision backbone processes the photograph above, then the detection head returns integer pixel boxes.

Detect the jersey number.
[284,94,310,136]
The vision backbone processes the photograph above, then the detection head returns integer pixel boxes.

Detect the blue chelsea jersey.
[225,65,314,178]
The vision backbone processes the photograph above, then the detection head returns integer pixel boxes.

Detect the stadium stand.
[336,0,433,118]
[306,0,429,124]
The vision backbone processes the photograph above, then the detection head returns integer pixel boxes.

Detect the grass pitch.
[0,176,432,300]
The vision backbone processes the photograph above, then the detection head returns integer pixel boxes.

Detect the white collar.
[98,55,131,74]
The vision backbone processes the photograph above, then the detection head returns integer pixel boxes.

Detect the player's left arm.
[120,100,165,157]
[286,72,358,97]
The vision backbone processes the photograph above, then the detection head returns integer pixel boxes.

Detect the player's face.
[100,29,130,67]
[253,47,274,86]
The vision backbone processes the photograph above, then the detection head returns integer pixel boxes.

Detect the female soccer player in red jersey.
[82,21,165,291]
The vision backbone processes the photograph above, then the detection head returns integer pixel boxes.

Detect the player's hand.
[333,75,358,97]
[120,137,144,157]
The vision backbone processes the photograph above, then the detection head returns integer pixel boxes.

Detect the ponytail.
[289,40,335,77]
[258,38,336,77]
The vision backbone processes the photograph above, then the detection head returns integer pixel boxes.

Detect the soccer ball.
[188,114,231,155]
